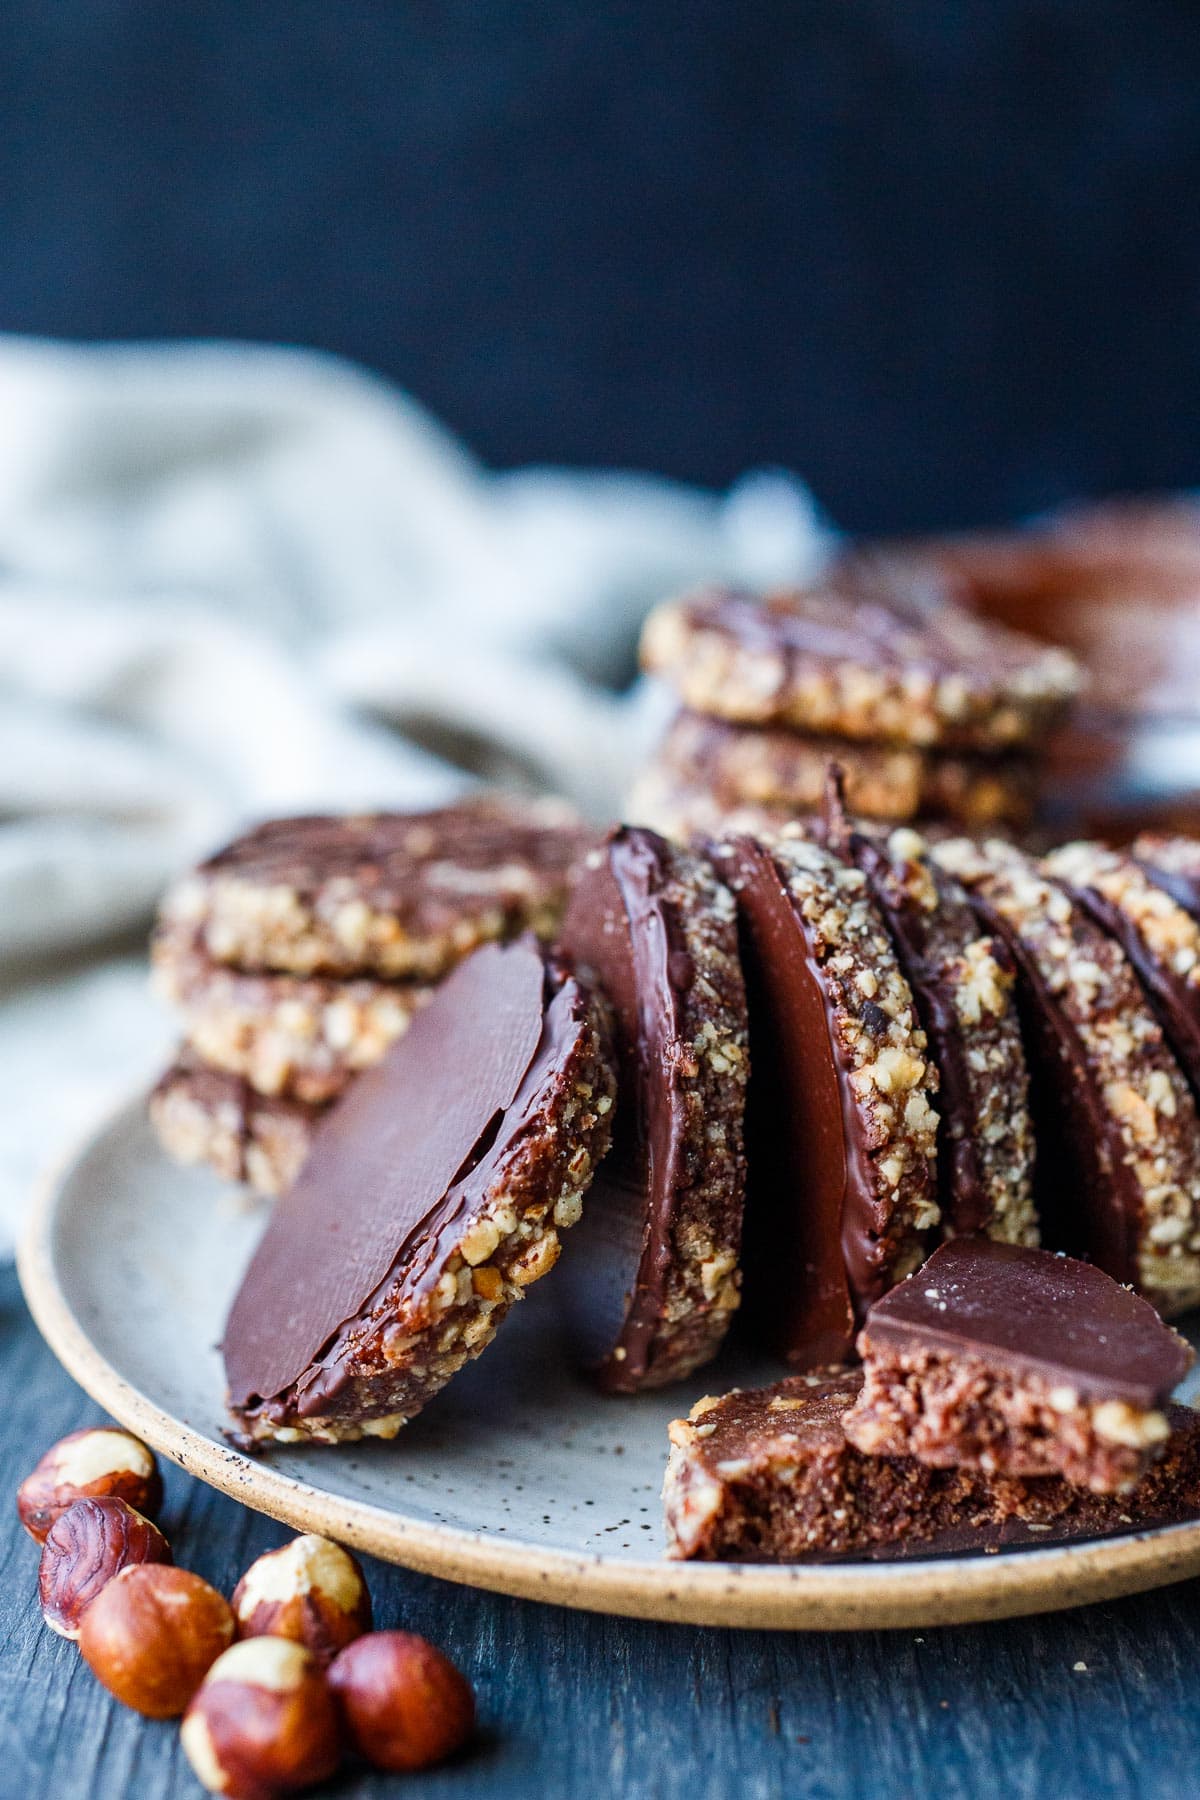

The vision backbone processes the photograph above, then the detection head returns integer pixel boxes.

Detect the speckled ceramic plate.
[19,1096,1200,1630]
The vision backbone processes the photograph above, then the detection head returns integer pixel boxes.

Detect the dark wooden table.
[2,1260,1198,1800]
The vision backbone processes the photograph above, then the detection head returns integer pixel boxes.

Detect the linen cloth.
[0,336,823,1251]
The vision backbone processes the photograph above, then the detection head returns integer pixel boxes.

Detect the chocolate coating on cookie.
[714,833,939,1366]
[224,938,616,1441]
[1135,835,1200,925]
[641,572,1079,751]
[160,794,594,980]
[555,828,748,1391]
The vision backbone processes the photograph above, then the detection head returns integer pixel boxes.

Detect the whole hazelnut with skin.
[79,1564,234,1717]
[39,1496,171,1639]
[328,1630,475,1772]
[18,1427,163,1543]
[232,1534,371,1665]
[181,1637,342,1799]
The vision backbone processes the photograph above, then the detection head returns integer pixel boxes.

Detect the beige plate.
[18,1097,1200,1630]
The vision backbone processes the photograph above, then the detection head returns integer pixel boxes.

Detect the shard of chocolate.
[554,828,749,1391]
[846,1238,1194,1494]
[223,937,616,1444]
[713,833,939,1368]
[664,1369,1200,1562]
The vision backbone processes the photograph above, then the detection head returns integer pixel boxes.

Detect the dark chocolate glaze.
[716,837,880,1366]
[554,827,694,1390]
[848,838,992,1235]
[1070,883,1200,1102]
[223,937,549,1410]
[264,966,593,1421]
[691,568,1044,686]
[862,1237,1192,1409]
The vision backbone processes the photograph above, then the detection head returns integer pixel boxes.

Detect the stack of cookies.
[149,796,595,1195]
[630,563,1082,839]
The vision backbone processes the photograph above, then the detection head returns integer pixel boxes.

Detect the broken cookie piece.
[713,833,940,1366]
[845,1238,1194,1494]
[554,827,749,1391]
[663,1369,1200,1561]
[223,938,616,1444]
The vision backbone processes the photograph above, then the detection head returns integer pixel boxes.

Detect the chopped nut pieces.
[664,1371,1200,1561]
[150,1052,322,1197]
[845,1239,1194,1494]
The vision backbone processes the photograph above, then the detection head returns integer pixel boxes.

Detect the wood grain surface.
[2,1260,1199,1800]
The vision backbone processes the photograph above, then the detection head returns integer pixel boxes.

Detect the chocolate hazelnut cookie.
[713,833,940,1367]
[934,838,1200,1315]
[1045,840,1200,1103]
[640,576,1080,751]
[651,711,1036,828]
[150,1052,321,1197]
[224,939,616,1446]
[158,794,594,982]
[152,927,434,1104]
[828,815,1036,1246]
[555,828,749,1392]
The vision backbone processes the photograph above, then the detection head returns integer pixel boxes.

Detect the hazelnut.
[328,1630,475,1772]
[39,1496,171,1639]
[18,1427,163,1543]
[181,1637,342,1798]
[232,1534,371,1665]
[79,1564,234,1717]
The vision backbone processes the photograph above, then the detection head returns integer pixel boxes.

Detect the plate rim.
[18,1093,1200,1631]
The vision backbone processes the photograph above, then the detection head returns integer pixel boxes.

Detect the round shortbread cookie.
[157,793,594,981]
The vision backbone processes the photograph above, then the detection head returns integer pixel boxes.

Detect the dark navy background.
[2,2,1199,529]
